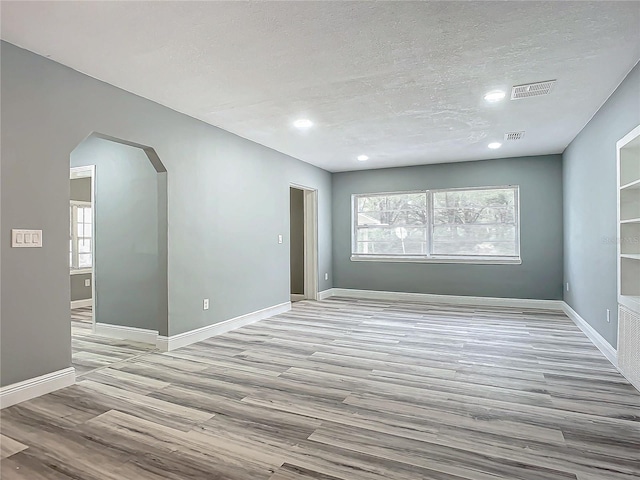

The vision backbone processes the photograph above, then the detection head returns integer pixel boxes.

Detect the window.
[352,186,520,264]
[70,201,93,270]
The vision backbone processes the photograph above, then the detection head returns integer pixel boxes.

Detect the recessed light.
[357,155,369,161]
[483,90,506,103]
[488,142,502,149]
[293,118,313,129]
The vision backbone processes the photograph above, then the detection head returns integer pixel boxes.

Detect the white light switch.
[84,279,91,287]
[278,234,283,244]
[12,229,43,248]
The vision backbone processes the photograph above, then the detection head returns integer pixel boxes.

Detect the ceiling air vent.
[504,131,525,141]
[511,80,556,100]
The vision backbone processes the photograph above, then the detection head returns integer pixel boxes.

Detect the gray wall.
[71,137,160,332]
[332,155,564,300]
[290,188,305,295]
[563,62,640,348]
[70,177,92,302]
[70,274,92,302]
[0,41,332,387]
[70,177,91,202]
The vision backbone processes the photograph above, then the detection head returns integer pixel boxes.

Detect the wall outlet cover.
[84,279,91,287]
[203,299,209,310]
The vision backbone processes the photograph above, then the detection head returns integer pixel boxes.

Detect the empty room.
[1,2,639,480]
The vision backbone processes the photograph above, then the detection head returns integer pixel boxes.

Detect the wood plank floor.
[2,297,639,479]
[71,307,156,377]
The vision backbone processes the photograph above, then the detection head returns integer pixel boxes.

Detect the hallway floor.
[71,306,156,377]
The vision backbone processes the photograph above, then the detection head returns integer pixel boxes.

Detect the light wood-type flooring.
[71,306,156,377]
[1,297,639,479]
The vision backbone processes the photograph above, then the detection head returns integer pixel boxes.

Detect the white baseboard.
[0,367,76,409]
[156,301,291,352]
[321,288,564,311]
[290,294,306,302]
[562,302,618,367]
[94,323,159,345]
[71,299,92,309]
[318,289,334,300]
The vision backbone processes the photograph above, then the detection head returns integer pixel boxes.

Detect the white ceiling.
[2,1,639,172]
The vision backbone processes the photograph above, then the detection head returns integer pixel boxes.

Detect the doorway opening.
[289,184,319,302]
[69,132,168,377]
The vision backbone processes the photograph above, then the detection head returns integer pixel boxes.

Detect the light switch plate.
[278,234,283,244]
[85,279,91,287]
[12,229,43,248]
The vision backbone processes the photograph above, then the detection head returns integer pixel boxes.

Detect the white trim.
[290,294,306,302]
[94,323,159,345]
[562,302,618,368]
[318,289,334,300]
[156,301,291,352]
[290,183,319,301]
[351,255,522,265]
[71,298,92,309]
[0,367,76,409]
[319,288,563,311]
[70,268,92,276]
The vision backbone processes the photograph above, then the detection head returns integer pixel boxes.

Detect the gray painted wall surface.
[563,62,640,349]
[71,137,160,331]
[70,274,92,302]
[332,155,564,300]
[70,177,92,302]
[0,41,332,386]
[70,177,91,202]
[290,188,304,295]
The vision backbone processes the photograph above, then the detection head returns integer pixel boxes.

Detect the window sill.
[70,268,92,275]
[350,255,522,265]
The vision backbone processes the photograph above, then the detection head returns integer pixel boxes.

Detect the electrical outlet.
[606,309,610,323]
[325,273,329,281]
[278,234,283,244]
[203,298,209,310]
[84,279,91,287]
[566,282,570,292]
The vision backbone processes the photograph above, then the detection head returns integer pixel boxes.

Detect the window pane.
[83,207,92,224]
[78,239,92,253]
[77,208,84,223]
[78,253,92,268]
[356,227,427,255]
[355,241,427,255]
[432,188,515,223]
[432,224,517,256]
[357,193,426,213]
[352,187,518,259]
[83,223,92,237]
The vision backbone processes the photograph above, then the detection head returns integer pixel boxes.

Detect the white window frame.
[351,185,521,265]
[70,200,93,273]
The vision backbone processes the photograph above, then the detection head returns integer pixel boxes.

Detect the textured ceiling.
[1,1,639,172]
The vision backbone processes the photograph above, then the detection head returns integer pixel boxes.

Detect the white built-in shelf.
[618,125,640,318]
[621,178,640,190]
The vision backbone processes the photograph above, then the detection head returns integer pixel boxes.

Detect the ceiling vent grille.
[511,80,556,100]
[504,131,525,141]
